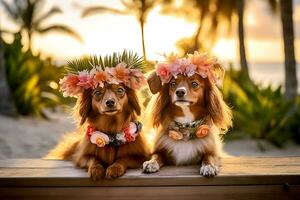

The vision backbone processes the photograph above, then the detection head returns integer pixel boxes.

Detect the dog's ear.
[79,89,92,125]
[127,88,141,115]
[147,71,162,94]
[211,63,225,86]
[205,84,232,131]
[152,85,170,127]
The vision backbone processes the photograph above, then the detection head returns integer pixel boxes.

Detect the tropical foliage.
[3,33,66,117]
[0,0,82,49]
[223,68,298,147]
[66,50,145,74]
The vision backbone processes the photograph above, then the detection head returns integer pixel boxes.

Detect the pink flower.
[156,63,171,83]
[59,74,82,97]
[123,122,138,142]
[93,70,109,88]
[189,51,208,66]
[179,58,197,77]
[106,62,130,85]
[169,60,182,78]
[77,70,94,89]
[196,66,210,78]
[128,69,146,89]
[184,62,197,77]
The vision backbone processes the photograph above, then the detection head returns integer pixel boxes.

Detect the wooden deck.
[0,157,299,200]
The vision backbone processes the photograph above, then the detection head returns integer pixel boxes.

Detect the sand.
[0,112,299,159]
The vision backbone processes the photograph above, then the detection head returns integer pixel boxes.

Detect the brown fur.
[47,85,148,180]
[144,65,232,176]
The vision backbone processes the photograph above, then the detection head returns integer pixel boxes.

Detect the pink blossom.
[59,74,82,97]
[169,60,182,78]
[189,51,208,66]
[185,63,197,77]
[128,69,146,89]
[196,66,210,79]
[93,70,109,88]
[106,62,130,85]
[156,63,171,83]
[77,70,94,89]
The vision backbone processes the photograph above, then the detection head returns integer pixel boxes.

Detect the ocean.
[227,63,300,93]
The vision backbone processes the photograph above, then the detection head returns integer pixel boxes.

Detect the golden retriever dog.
[47,52,148,180]
[142,52,232,176]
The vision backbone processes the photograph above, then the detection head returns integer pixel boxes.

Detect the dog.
[47,54,148,180]
[142,52,232,176]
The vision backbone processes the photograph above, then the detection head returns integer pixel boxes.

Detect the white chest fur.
[156,135,206,165]
[174,104,195,124]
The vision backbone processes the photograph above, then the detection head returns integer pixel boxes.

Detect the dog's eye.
[191,81,199,88]
[170,81,176,88]
[94,91,102,96]
[117,87,125,94]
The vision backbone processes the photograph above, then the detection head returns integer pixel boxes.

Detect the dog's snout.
[105,99,115,108]
[176,88,186,98]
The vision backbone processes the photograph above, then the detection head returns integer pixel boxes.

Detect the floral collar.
[168,118,210,141]
[86,121,142,147]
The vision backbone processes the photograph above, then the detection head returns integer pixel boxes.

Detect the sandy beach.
[0,112,299,159]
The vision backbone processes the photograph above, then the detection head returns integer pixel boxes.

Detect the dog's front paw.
[200,164,219,177]
[88,163,105,181]
[142,160,160,173]
[105,163,126,179]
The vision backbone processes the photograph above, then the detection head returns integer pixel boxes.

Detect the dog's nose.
[176,88,186,98]
[105,99,115,108]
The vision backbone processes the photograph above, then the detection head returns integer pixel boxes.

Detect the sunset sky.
[1,0,300,64]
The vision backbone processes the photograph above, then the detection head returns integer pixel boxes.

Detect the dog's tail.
[44,132,81,160]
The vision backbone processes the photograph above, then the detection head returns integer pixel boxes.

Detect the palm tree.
[0,34,16,115]
[81,0,156,61]
[0,0,82,49]
[279,0,297,102]
[236,0,248,76]
[161,0,250,76]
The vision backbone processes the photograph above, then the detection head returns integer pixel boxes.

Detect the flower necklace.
[86,121,142,147]
[168,118,210,141]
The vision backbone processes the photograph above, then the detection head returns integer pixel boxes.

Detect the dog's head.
[77,83,141,125]
[148,63,232,131]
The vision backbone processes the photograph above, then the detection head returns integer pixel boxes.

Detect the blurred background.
[0,0,299,159]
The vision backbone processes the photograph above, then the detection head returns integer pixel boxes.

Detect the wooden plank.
[0,157,299,187]
[0,185,299,200]
[1,157,299,168]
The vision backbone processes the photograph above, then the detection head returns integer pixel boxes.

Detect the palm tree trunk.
[193,23,202,52]
[139,17,147,61]
[236,0,249,77]
[280,0,297,101]
[0,36,17,116]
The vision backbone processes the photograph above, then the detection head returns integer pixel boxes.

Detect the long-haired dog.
[47,52,148,180]
[142,52,232,176]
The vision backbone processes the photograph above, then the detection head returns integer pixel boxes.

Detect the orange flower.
[106,62,130,84]
[168,130,183,140]
[95,137,106,147]
[196,125,210,138]
[93,70,109,88]
[90,132,109,147]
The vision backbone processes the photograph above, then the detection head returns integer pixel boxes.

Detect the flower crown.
[156,51,223,84]
[59,51,146,97]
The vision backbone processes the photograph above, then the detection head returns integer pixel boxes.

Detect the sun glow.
[1,0,299,64]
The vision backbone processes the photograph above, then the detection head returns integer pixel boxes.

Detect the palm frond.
[33,7,62,28]
[65,50,145,74]
[0,0,18,19]
[81,6,124,17]
[36,25,83,42]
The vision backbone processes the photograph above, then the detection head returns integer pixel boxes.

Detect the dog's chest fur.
[156,135,209,165]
